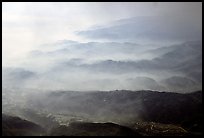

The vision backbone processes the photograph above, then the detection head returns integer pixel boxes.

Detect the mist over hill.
[2,2,202,136]
[2,40,202,92]
[2,90,202,136]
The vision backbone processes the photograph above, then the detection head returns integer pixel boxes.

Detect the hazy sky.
[2,2,202,66]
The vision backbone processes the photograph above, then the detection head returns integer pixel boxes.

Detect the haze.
[2,2,202,92]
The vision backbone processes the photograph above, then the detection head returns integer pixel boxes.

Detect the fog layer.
[2,2,202,92]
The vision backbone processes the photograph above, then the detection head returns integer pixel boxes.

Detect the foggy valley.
[2,2,202,136]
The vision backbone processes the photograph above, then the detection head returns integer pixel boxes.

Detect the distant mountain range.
[77,16,202,42]
[2,41,202,92]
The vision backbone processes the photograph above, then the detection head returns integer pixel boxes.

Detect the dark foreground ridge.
[2,114,190,136]
[2,114,45,136]
[50,122,141,136]
[2,90,202,136]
